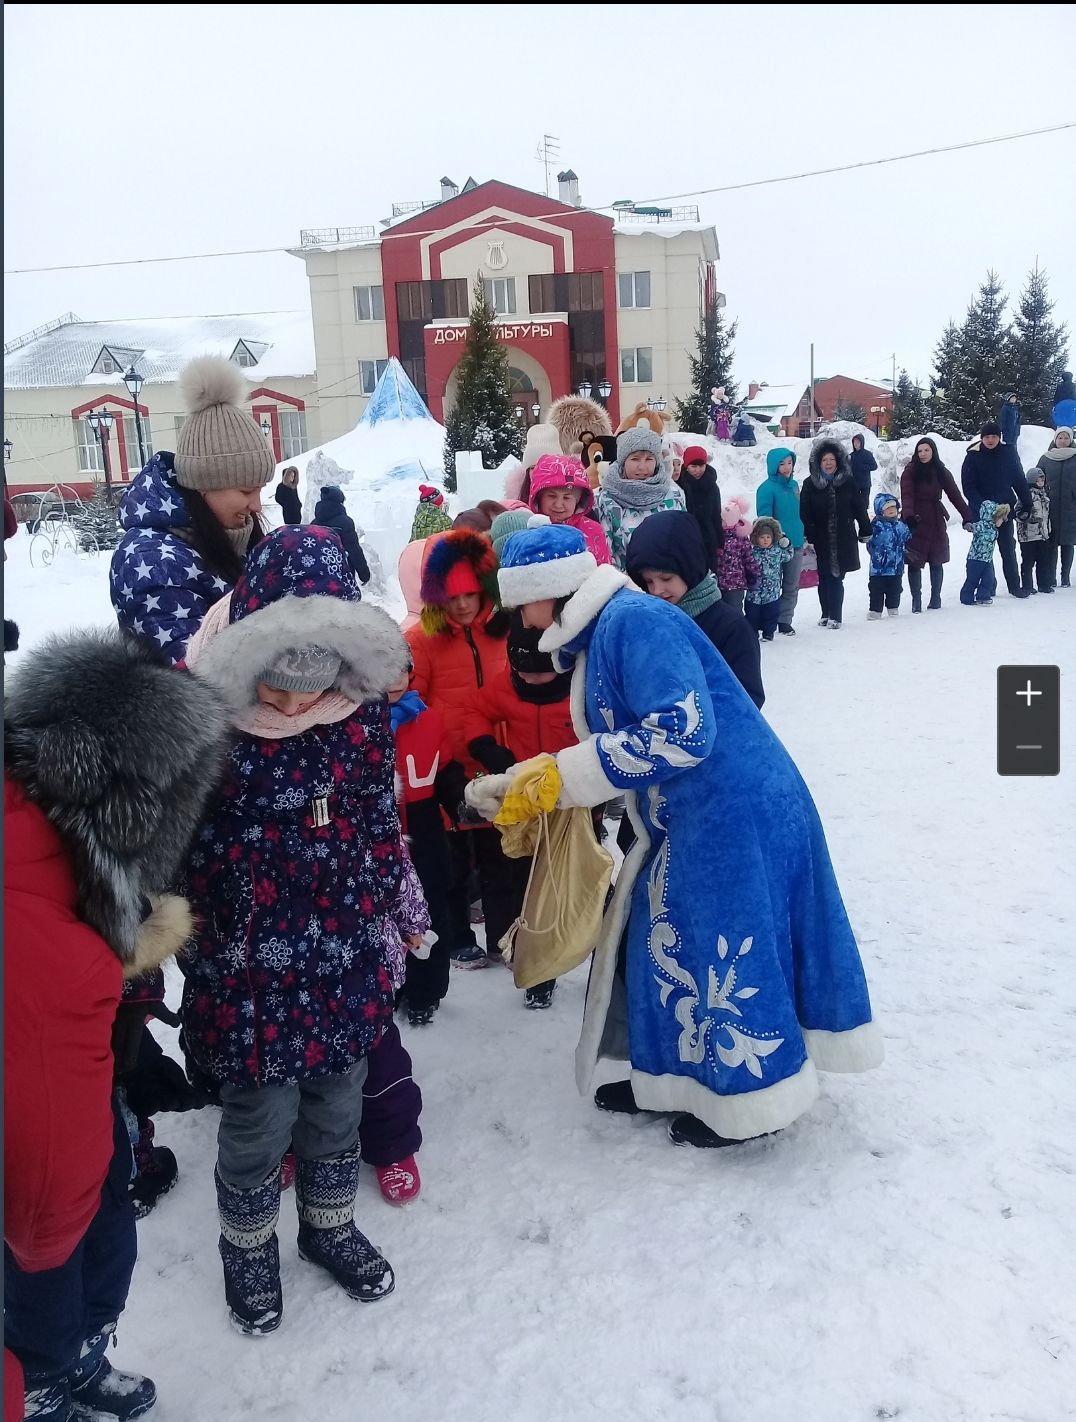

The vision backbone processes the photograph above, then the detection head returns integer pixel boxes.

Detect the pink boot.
[375,1156,421,1205]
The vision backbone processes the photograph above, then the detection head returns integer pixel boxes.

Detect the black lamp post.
[86,410,115,496]
[530,400,541,419]
[3,437,11,463]
[646,396,667,413]
[576,378,613,408]
[123,366,146,470]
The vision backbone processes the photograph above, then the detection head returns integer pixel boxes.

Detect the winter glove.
[962,521,976,533]
[464,772,514,823]
[904,513,920,528]
[778,536,790,548]
[859,534,872,543]
[1016,506,1031,522]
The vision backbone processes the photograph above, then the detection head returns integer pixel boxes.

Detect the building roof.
[3,311,315,390]
[743,384,805,420]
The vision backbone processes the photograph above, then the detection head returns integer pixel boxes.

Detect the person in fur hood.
[799,438,871,629]
[1036,426,1076,588]
[4,628,231,1422]
[181,524,416,1331]
[469,523,882,1150]
[744,516,793,640]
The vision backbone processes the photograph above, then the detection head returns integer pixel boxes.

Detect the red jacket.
[405,603,508,775]
[3,779,121,1274]
[462,669,577,769]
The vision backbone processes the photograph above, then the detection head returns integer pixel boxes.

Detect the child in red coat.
[461,611,580,1008]
[388,667,469,1024]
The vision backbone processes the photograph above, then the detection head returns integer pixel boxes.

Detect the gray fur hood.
[5,628,232,969]
[808,439,853,489]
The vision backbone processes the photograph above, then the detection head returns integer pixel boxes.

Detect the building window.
[232,343,258,368]
[618,271,651,309]
[401,356,427,398]
[353,285,385,322]
[482,277,516,315]
[122,415,154,474]
[620,347,653,384]
[529,271,604,314]
[277,409,307,459]
[76,419,104,473]
[396,282,433,322]
[435,279,468,319]
[359,359,390,395]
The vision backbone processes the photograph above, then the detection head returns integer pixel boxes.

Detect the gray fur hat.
[263,644,342,694]
[615,426,664,464]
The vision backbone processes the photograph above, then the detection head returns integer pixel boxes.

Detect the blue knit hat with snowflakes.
[497,516,597,608]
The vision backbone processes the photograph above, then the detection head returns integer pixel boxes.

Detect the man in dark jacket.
[312,485,371,585]
[849,434,877,503]
[625,510,764,710]
[961,421,1032,597]
[680,445,724,572]
[999,394,1021,448]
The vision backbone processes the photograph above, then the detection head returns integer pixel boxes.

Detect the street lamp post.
[123,366,146,470]
[646,396,667,413]
[576,378,613,408]
[870,404,886,436]
[530,401,541,419]
[3,437,12,463]
[86,410,115,497]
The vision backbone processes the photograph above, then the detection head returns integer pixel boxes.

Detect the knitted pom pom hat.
[418,484,445,507]
[173,356,275,492]
[490,508,532,559]
[497,516,597,608]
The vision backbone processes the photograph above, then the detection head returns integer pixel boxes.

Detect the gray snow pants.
[778,546,805,627]
[217,1060,368,1190]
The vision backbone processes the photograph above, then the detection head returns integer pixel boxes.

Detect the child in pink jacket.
[716,494,760,614]
[527,454,613,566]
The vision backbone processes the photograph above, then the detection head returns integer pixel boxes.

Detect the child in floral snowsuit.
[182,525,419,1337]
[744,517,792,640]
[960,499,1010,606]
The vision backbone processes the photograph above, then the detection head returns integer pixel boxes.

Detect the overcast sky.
[5,4,1075,393]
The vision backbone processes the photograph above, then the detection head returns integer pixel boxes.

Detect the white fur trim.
[192,594,409,710]
[804,1021,885,1073]
[497,548,597,609]
[540,564,632,655]
[631,1060,820,1140]
[556,736,616,809]
[124,894,194,981]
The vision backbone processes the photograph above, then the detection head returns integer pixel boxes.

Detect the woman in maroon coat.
[899,437,970,611]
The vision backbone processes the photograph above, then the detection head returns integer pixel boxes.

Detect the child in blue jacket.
[866,493,913,618]
[960,500,1010,606]
[744,517,792,641]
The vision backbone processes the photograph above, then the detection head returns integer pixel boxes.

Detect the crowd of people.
[4,353,1072,1421]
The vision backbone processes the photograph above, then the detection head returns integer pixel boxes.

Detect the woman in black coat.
[849,434,877,503]
[274,466,303,524]
[311,485,370,585]
[680,446,724,571]
[800,438,871,629]
[899,438,970,611]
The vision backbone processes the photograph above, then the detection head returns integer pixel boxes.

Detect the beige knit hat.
[522,423,563,474]
[173,356,275,491]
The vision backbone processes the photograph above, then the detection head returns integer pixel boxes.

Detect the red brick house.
[811,375,893,430]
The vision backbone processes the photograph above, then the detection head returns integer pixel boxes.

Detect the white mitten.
[464,772,514,822]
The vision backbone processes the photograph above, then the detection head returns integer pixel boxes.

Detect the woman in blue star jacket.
[109,356,274,667]
[469,523,883,1150]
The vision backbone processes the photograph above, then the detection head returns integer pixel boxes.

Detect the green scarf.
[677,573,722,621]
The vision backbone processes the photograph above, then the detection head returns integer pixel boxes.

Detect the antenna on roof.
[534,135,560,198]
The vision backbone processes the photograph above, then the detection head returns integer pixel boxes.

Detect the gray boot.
[295,1148,394,1301]
[215,1167,283,1336]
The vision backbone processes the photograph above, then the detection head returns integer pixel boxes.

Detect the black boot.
[668,1114,741,1149]
[524,980,556,1010]
[129,1126,177,1220]
[69,1326,157,1421]
[927,566,943,610]
[594,1080,640,1115]
[295,1149,394,1302]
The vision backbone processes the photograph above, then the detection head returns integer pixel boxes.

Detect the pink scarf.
[185,594,360,739]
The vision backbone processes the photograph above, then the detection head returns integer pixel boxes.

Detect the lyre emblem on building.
[485,241,507,271]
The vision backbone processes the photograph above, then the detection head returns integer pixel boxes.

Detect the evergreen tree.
[944,270,1010,432]
[674,299,738,433]
[71,481,122,552]
[888,370,931,440]
[930,320,967,438]
[1006,263,1069,425]
[832,398,867,424]
[442,277,522,490]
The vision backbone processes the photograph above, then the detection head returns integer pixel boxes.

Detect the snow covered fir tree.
[833,398,867,424]
[442,277,522,490]
[888,370,931,439]
[1007,264,1069,426]
[71,481,122,552]
[674,298,738,433]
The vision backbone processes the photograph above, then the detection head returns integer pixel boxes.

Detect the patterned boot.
[295,1148,395,1301]
[215,1167,284,1337]
[69,1325,156,1420]
[23,1380,73,1421]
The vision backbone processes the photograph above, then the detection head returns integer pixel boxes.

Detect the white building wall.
[614,232,707,415]
[302,246,389,439]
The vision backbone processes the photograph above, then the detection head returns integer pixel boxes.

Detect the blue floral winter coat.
[968,500,1005,562]
[866,496,913,577]
[745,541,792,605]
[110,453,233,666]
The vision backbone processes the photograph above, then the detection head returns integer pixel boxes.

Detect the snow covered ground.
[4,459,1075,1422]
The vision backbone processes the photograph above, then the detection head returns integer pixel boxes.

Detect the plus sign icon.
[997,665,1060,776]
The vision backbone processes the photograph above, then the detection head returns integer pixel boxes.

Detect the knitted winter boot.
[215,1167,283,1336]
[295,1148,395,1301]
[69,1324,156,1420]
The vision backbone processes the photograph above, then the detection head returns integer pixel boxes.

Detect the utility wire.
[4,121,1073,277]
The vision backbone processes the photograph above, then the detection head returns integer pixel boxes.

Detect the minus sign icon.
[1016,745,1042,750]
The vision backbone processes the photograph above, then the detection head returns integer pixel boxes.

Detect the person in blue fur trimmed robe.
[468,521,883,1149]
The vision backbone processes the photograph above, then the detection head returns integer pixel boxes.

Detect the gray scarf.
[602,461,673,511]
[226,518,255,557]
